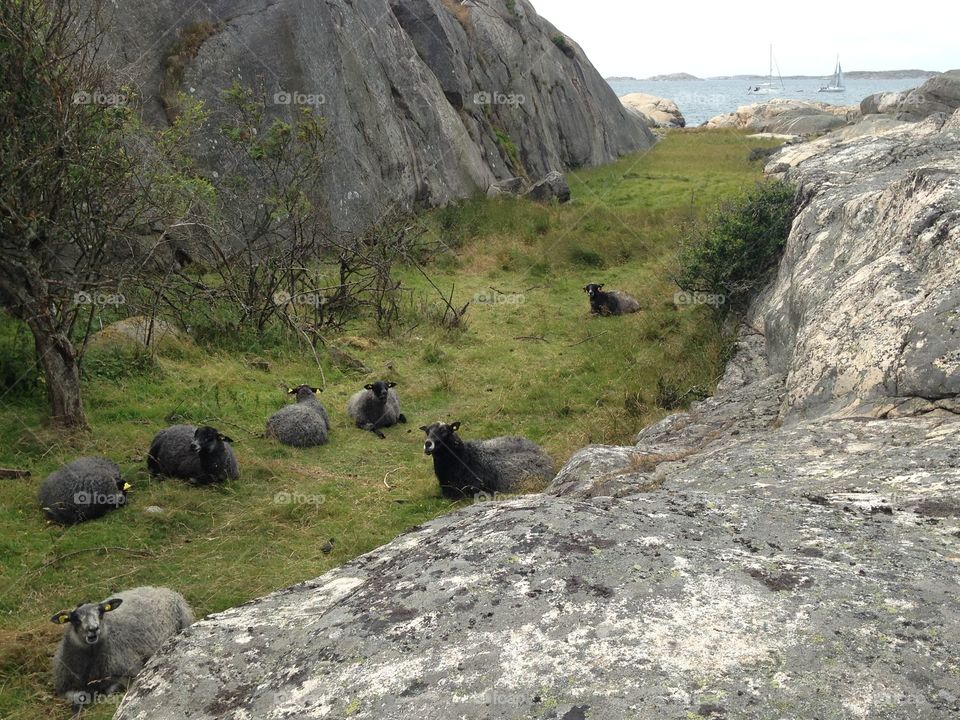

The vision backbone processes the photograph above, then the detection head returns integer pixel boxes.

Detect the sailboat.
[818,56,845,93]
[747,45,784,95]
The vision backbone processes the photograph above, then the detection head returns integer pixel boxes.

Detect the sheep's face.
[583,283,604,299]
[191,426,232,455]
[420,421,461,455]
[289,384,322,402]
[51,599,123,646]
[364,380,396,402]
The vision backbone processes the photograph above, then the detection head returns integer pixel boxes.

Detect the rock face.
[117,110,960,719]
[704,99,858,135]
[97,0,651,231]
[861,71,960,122]
[620,92,686,128]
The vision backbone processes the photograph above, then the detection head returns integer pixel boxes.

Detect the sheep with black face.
[583,283,640,315]
[420,421,555,499]
[266,384,330,447]
[50,586,193,712]
[147,425,239,484]
[346,380,406,438]
[38,457,130,524]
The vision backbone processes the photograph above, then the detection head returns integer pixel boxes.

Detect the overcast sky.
[531,0,958,78]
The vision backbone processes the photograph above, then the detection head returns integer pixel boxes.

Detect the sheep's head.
[583,283,604,299]
[420,421,461,455]
[190,426,233,455]
[364,380,396,402]
[288,384,322,402]
[51,598,123,646]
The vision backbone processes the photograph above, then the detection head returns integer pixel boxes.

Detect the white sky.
[530,0,959,77]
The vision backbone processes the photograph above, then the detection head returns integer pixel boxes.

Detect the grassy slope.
[0,130,779,719]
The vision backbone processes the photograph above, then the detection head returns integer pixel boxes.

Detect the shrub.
[568,247,605,268]
[675,180,796,314]
[747,146,779,164]
[551,34,575,58]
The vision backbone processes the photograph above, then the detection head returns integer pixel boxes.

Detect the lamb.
[37,457,130,524]
[147,424,239,484]
[420,421,555,499]
[51,586,193,711]
[346,380,407,438]
[583,283,640,315]
[266,384,330,447]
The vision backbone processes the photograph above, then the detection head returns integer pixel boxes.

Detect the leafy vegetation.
[0,129,783,719]
[675,179,797,314]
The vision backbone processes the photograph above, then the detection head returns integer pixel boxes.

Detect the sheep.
[266,384,330,447]
[51,586,193,711]
[147,424,239,484]
[346,380,407,438]
[583,283,640,315]
[420,421,555,499]
[37,457,130,525]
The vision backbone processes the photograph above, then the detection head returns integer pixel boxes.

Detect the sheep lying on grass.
[266,385,330,447]
[38,457,130,524]
[147,425,239,484]
[346,380,406,438]
[51,586,193,711]
[583,283,640,315]
[420,421,555,499]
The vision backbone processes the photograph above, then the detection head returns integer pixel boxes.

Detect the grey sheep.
[147,425,239,484]
[266,384,330,447]
[420,421,555,499]
[583,283,641,315]
[346,380,407,438]
[50,586,194,711]
[37,457,129,524]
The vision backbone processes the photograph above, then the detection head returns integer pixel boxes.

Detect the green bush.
[675,180,796,313]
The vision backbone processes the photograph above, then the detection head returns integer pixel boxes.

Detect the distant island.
[608,69,937,82]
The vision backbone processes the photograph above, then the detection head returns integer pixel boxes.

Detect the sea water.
[606,76,933,126]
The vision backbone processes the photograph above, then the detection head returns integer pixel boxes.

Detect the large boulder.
[619,92,686,128]
[95,0,652,232]
[523,171,570,203]
[897,70,960,120]
[704,99,858,135]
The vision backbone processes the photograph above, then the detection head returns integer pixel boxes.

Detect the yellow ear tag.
[122,482,131,491]
[59,614,71,623]
[102,603,112,611]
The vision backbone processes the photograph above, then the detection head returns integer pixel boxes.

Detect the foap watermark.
[68,691,124,709]
[73,291,126,307]
[273,491,326,506]
[74,491,126,507]
[473,291,525,306]
[72,90,128,107]
[474,490,509,503]
[272,290,326,307]
[674,290,725,308]
[473,90,525,108]
[273,90,326,107]
[465,688,526,707]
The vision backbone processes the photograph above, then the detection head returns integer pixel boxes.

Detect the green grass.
[0,129,781,719]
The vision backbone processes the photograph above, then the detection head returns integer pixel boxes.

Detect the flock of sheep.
[39,282,640,711]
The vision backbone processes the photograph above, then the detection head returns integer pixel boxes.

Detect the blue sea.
[606,76,933,126]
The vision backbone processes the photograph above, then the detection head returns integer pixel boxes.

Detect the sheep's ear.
[582,285,589,292]
[287,387,296,395]
[387,382,397,388]
[419,425,429,433]
[217,433,234,444]
[364,384,374,390]
[450,421,461,432]
[51,611,72,625]
[99,599,122,613]
[122,482,132,491]
[598,284,604,289]
[311,387,322,393]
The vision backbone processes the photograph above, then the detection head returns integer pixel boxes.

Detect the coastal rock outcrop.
[704,98,858,135]
[116,110,960,719]
[96,0,651,231]
[861,71,960,122]
[620,92,686,128]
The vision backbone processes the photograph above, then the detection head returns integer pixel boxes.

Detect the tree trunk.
[27,317,88,429]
